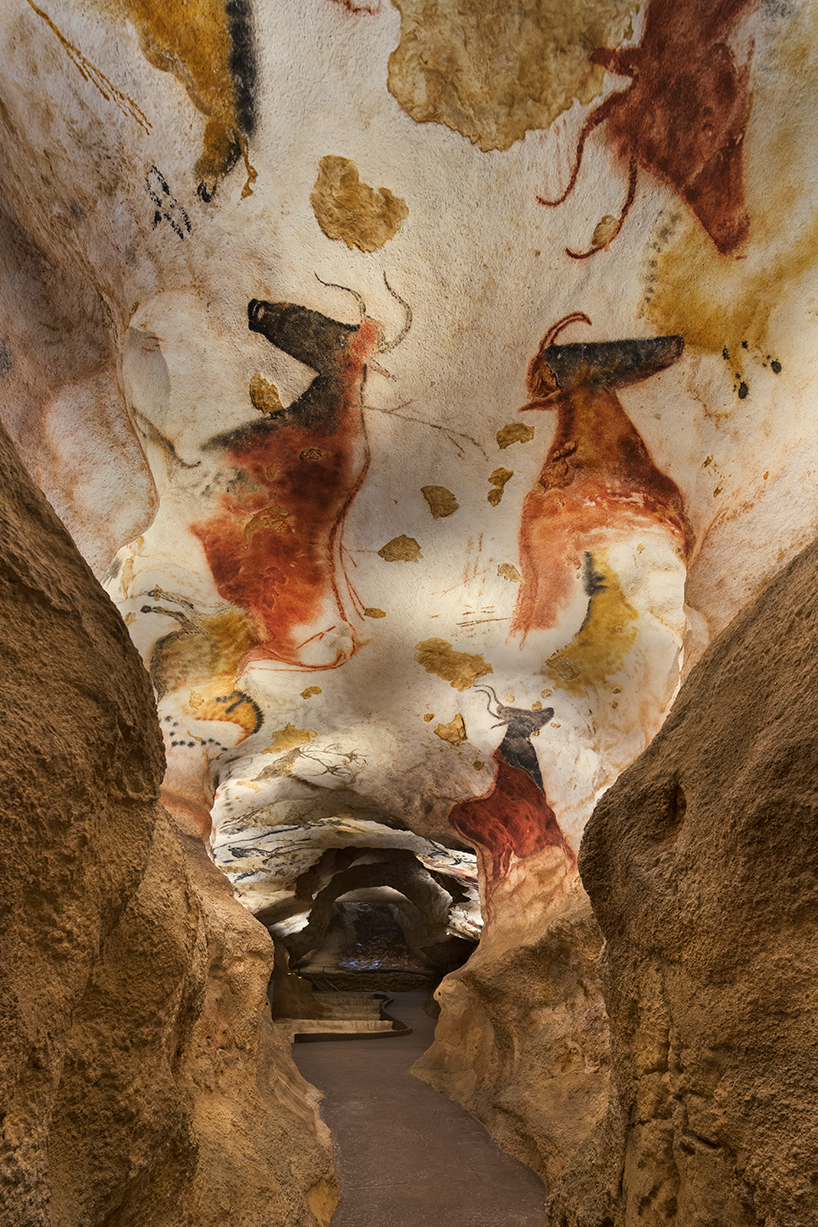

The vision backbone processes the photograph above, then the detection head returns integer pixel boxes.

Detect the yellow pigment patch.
[263,723,317,754]
[311,156,409,251]
[434,713,467,744]
[378,535,423,562]
[388,0,638,151]
[250,373,284,416]
[244,505,293,540]
[301,686,322,698]
[487,468,513,507]
[102,0,256,195]
[414,638,493,691]
[591,215,620,251]
[421,485,459,518]
[497,422,535,449]
[364,607,387,618]
[497,562,522,582]
[545,551,638,694]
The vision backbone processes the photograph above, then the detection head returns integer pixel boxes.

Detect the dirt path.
[293,991,547,1227]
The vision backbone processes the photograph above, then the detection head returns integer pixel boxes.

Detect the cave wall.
[0,416,336,1226]
[0,0,817,1214]
[546,535,818,1226]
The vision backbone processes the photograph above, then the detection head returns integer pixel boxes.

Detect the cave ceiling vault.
[1,0,818,1218]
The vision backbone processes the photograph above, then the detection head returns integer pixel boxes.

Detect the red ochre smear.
[540,0,758,256]
[449,751,574,880]
[192,320,377,668]
[512,382,691,635]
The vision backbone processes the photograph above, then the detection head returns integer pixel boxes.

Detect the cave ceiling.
[1,0,816,955]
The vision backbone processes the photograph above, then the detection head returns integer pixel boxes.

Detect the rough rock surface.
[546,536,818,1225]
[414,878,610,1189]
[0,418,336,1227]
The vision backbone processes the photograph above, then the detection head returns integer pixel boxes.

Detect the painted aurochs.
[1,0,817,1219]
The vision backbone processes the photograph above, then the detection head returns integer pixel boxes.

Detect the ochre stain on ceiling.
[497,422,535,449]
[434,712,467,744]
[249,373,285,416]
[99,0,257,197]
[415,638,493,690]
[387,0,638,152]
[487,467,513,506]
[378,535,423,561]
[311,156,409,251]
[421,485,459,518]
[545,550,638,693]
[497,562,522,582]
[263,723,318,754]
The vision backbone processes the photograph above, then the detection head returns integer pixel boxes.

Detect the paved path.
[293,992,547,1227]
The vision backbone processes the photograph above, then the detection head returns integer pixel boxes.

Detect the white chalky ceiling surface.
[1,0,817,947]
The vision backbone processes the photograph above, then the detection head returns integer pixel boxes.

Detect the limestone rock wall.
[414,880,610,1189]
[2,0,818,1214]
[0,417,336,1227]
[547,536,818,1225]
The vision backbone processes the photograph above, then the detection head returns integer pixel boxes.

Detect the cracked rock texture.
[0,418,336,1227]
[546,535,818,1225]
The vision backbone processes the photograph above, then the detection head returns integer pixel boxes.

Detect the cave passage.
[293,993,546,1226]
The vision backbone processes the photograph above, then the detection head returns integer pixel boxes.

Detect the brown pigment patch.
[421,485,459,518]
[497,562,522,582]
[414,637,493,690]
[434,713,467,744]
[263,723,318,754]
[249,373,284,416]
[388,0,638,151]
[497,421,535,449]
[488,468,513,507]
[301,686,322,698]
[378,535,423,562]
[363,607,387,618]
[103,0,257,196]
[311,156,409,251]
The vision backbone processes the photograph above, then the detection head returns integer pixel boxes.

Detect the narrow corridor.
[293,993,547,1227]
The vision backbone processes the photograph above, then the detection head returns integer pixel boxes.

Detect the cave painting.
[434,311,691,887]
[512,311,691,637]
[539,0,757,258]
[192,284,409,671]
[448,687,574,884]
[108,282,412,833]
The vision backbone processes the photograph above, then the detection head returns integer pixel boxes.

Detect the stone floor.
[293,992,547,1227]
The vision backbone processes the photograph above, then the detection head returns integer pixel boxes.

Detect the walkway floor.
[293,992,547,1227]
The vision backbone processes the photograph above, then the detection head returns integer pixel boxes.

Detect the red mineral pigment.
[449,751,574,880]
[512,315,691,636]
[539,0,758,257]
[192,319,377,668]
